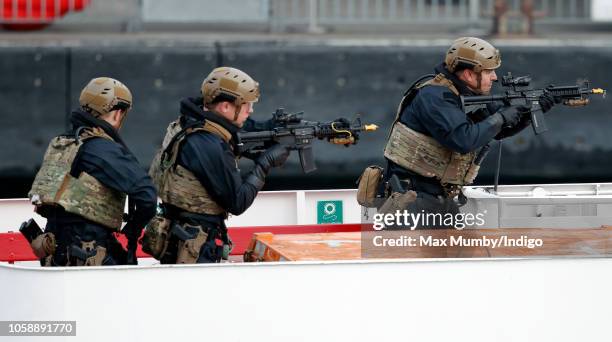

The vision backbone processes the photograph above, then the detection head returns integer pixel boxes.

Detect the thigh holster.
[174,223,209,264]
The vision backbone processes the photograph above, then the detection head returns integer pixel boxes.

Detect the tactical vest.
[28,128,126,229]
[384,73,479,186]
[149,118,232,216]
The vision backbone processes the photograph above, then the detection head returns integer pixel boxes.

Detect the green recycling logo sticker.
[317,200,343,224]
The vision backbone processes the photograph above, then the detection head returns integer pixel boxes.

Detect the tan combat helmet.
[201,67,260,107]
[79,77,133,117]
[445,37,501,73]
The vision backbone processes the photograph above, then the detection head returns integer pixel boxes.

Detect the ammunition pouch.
[356,165,385,208]
[378,190,418,216]
[30,232,56,259]
[70,241,107,266]
[141,215,172,260]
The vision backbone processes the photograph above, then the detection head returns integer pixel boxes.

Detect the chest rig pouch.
[383,73,480,187]
[29,127,126,230]
[141,215,171,260]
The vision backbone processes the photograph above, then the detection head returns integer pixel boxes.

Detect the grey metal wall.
[0,47,68,176]
[1,42,611,196]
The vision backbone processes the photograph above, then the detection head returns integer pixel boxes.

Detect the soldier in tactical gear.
[28,77,158,266]
[381,37,556,228]
[147,67,290,264]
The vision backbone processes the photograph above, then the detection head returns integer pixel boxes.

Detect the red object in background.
[1,0,89,31]
[0,224,365,263]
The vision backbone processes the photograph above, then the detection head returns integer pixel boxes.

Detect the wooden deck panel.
[245,226,612,261]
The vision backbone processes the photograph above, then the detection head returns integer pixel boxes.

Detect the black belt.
[162,204,224,226]
[177,211,221,224]
[400,175,446,197]
[400,176,467,205]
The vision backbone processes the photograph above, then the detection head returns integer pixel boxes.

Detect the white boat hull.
[1,257,611,341]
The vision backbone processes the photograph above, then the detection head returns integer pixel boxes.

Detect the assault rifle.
[237,108,378,173]
[461,73,606,135]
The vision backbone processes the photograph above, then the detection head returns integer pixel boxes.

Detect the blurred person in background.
[492,0,509,36]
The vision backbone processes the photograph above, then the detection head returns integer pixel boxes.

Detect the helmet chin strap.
[210,102,242,126]
[233,103,242,122]
[460,69,483,94]
[475,71,483,94]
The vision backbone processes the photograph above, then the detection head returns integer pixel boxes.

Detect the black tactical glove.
[495,113,532,140]
[256,144,290,173]
[466,108,490,123]
[538,92,557,113]
[245,164,266,191]
[498,105,530,127]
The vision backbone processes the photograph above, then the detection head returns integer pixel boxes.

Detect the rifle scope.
[501,73,531,88]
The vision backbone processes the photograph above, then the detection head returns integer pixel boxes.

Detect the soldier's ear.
[464,69,478,85]
[455,69,468,82]
[220,101,235,114]
[219,102,229,113]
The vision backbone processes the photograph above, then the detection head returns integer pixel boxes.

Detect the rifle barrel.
[462,95,507,103]
[238,130,275,140]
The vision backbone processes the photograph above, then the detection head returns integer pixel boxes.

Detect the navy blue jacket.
[174,98,261,217]
[73,137,158,231]
[43,110,157,255]
[398,64,501,154]
[386,64,503,193]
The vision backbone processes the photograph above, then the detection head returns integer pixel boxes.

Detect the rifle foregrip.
[329,137,355,145]
[564,98,589,107]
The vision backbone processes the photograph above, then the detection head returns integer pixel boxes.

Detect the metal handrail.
[0,0,595,30]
